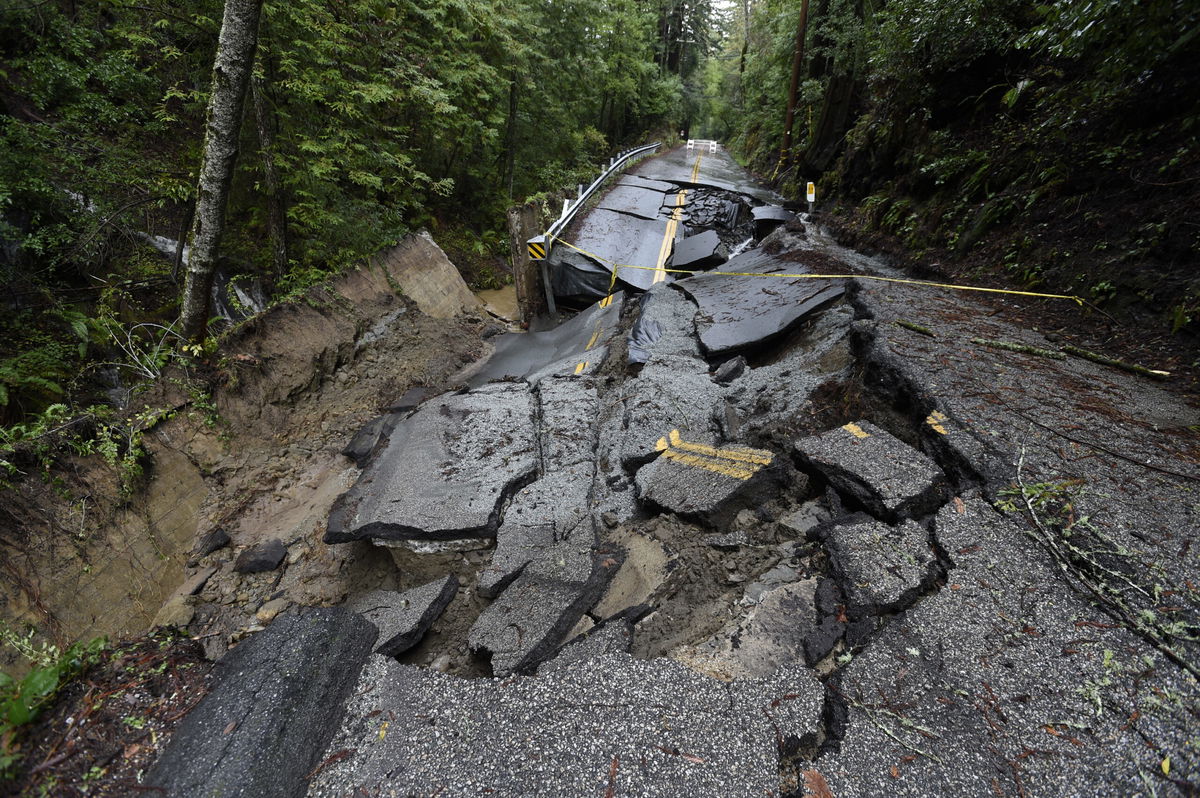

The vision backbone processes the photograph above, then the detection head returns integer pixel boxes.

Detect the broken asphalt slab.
[795,420,947,521]
[466,292,623,386]
[674,248,845,357]
[669,229,728,271]
[306,652,823,798]
[349,575,459,657]
[469,541,623,676]
[635,431,778,525]
[818,496,1198,797]
[478,378,599,597]
[324,382,537,543]
[821,513,938,617]
[145,608,375,798]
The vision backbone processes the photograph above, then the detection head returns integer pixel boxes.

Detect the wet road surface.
[148,145,1200,798]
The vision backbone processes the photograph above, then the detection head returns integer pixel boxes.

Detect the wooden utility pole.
[180,0,264,340]
[779,0,810,170]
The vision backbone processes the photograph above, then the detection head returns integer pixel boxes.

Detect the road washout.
[144,150,1199,797]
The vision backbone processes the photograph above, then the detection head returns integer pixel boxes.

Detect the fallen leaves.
[603,756,620,798]
[801,769,835,798]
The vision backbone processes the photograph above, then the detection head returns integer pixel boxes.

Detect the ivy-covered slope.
[705,0,1200,345]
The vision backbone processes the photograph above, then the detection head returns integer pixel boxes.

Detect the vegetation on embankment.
[1,0,718,467]
[701,0,1200,346]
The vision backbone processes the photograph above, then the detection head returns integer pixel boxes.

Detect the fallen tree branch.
[1061,345,1170,380]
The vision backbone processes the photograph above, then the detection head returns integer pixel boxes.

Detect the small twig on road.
[603,756,620,798]
[895,320,936,337]
[1061,345,1170,380]
[972,337,1065,360]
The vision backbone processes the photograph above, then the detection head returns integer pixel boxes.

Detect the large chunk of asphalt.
[306,652,823,798]
[683,578,820,679]
[674,249,845,357]
[669,229,728,271]
[469,540,623,676]
[627,282,703,364]
[795,420,947,521]
[479,378,598,598]
[818,495,1193,797]
[634,432,777,525]
[751,205,795,239]
[478,467,592,598]
[145,608,374,798]
[349,575,458,657]
[324,382,537,543]
[821,513,938,617]
[466,293,624,387]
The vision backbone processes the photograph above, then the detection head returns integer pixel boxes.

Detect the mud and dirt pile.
[0,233,494,672]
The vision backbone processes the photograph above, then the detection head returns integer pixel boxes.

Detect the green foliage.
[0,628,106,779]
[0,0,703,446]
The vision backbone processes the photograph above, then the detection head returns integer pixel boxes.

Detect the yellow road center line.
[667,429,773,465]
[661,449,757,481]
[843,423,871,439]
[574,361,587,375]
[651,153,703,285]
[925,411,949,435]
[585,325,602,350]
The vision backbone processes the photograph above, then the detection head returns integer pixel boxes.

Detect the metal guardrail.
[526,141,661,263]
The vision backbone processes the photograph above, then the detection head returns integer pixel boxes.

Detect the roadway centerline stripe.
[574,361,588,375]
[585,323,603,350]
[654,429,771,481]
[651,152,703,285]
[843,423,871,439]
[667,429,773,465]
[925,411,949,435]
[661,449,758,481]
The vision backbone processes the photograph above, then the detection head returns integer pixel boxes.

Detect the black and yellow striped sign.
[527,236,548,260]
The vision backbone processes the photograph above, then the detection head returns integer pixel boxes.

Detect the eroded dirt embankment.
[0,234,495,670]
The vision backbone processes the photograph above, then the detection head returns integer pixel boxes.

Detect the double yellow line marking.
[925,411,948,435]
[572,294,618,376]
[652,154,704,285]
[654,429,773,481]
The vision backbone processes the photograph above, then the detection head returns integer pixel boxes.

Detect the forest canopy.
[0,0,713,432]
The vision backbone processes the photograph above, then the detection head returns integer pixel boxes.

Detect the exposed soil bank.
[0,233,490,671]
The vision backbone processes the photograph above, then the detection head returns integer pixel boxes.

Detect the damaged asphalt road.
[148,145,1200,797]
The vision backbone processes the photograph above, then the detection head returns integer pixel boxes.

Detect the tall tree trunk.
[738,0,750,76]
[179,0,264,341]
[501,76,519,199]
[779,0,810,169]
[251,69,287,275]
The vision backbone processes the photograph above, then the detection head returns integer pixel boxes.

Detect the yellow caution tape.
[548,230,1085,307]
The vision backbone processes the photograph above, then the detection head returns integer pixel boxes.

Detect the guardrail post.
[520,142,661,317]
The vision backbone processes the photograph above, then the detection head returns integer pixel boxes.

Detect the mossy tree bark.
[180,0,264,341]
